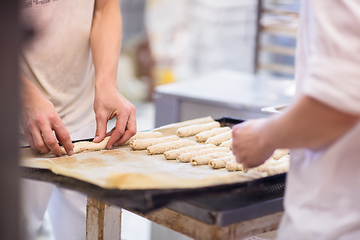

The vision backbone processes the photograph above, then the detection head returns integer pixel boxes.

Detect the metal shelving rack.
[255,0,300,77]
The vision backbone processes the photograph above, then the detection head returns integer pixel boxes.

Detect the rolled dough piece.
[130,135,179,150]
[164,144,216,160]
[205,130,232,146]
[253,155,290,172]
[147,140,196,155]
[195,127,231,142]
[255,158,276,172]
[124,131,163,145]
[177,147,230,163]
[272,149,290,160]
[60,137,110,155]
[226,160,244,172]
[191,152,232,166]
[277,154,290,163]
[219,139,232,149]
[265,161,290,175]
[209,154,236,169]
[176,122,221,137]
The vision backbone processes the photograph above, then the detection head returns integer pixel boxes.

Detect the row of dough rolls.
[226,150,290,176]
[195,127,231,142]
[176,122,221,137]
[205,130,232,146]
[58,131,163,155]
[147,140,196,155]
[130,135,179,150]
[126,120,289,177]
[177,147,231,163]
[124,131,163,145]
[164,144,216,160]
[191,152,232,166]
[209,154,237,169]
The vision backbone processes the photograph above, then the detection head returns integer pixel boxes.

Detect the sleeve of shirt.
[303,0,360,115]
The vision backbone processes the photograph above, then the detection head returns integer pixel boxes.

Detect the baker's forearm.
[20,74,43,104]
[90,0,122,86]
[260,95,359,150]
[20,74,73,155]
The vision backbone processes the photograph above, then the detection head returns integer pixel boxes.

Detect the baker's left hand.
[232,119,275,169]
[93,82,137,149]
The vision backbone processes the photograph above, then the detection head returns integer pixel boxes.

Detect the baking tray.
[20,117,287,217]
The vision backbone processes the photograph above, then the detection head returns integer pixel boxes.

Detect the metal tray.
[261,104,289,114]
[20,117,286,217]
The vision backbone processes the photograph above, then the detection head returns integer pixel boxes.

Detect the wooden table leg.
[86,197,122,240]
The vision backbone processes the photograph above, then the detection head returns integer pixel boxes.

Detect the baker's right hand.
[21,82,74,156]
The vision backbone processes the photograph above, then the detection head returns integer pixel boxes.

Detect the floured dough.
[265,161,290,175]
[176,122,221,137]
[255,158,277,172]
[164,144,216,160]
[60,137,110,155]
[271,149,290,160]
[147,140,196,155]
[251,155,290,172]
[177,147,231,163]
[219,139,232,149]
[124,131,163,145]
[209,154,236,169]
[226,160,244,172]
[195,127,231,142]
[191,152,232,166]
[130,135,179,150]
[205,130,232,146]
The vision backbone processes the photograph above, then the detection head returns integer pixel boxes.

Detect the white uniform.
[278,1,360,239]
[20,1,96,239]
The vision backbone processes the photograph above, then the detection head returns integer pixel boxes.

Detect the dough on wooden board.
[209,154,236,169]
[125,131,163,145]
[219,139,232,149]
[195,127,231,142]
[130,135,179,150]
[177,147,230,163]
[191,152,232,166]
[205,130,232,146]
[164,144,216,160]
[60,137,110,155]
[147,140,196,155]
[176,122,221,137]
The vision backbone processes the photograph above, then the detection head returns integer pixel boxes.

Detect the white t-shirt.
[278,1,360,239]
[20,0,96,133]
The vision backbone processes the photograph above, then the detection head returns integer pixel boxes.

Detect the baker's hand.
[21,90,74,157]
[232,119,275,169]
[93,83,137,149]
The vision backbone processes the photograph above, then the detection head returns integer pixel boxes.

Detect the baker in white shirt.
[20,0,136,239]
[232,0,360,239]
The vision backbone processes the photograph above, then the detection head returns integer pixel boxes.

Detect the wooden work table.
[86,196,283,240]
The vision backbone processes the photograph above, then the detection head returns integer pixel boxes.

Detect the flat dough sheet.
[20,117,255,190]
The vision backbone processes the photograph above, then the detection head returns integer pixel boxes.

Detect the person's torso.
[21,0,96,133]
[278,1,360,239]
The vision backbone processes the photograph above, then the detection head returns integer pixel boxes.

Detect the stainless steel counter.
[154,70,295,127]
